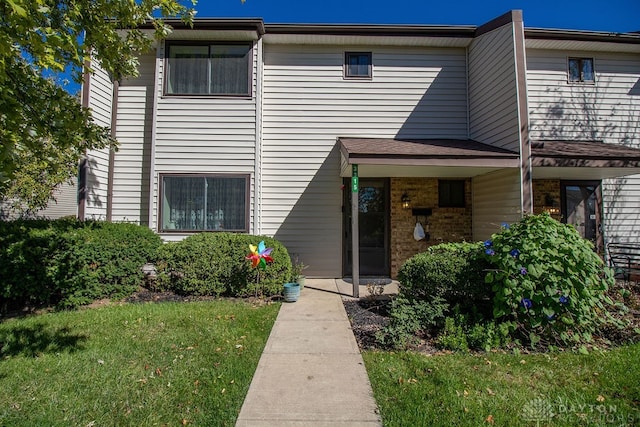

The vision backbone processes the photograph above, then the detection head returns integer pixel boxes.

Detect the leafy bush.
[154,233,291,297]
[436,313,511,352]
[0,219,162,310]
[378,242,491,348]
[484,213,615,348]
[376,295,448,349]
[51,222,162,308]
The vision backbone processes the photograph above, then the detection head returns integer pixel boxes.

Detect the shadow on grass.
[0,324,88,358]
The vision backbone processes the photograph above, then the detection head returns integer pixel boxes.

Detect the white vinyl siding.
[150,41,259,232]
[111,53,156,224]
[85,60,113,219]
[527,49,640,246]
[262,44,468,276]
[472,168,522,241]
[468,24,521,153]
[0,182,76,219]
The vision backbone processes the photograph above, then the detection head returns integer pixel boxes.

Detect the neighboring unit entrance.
[343,178,390,277]
[561,180,602,252]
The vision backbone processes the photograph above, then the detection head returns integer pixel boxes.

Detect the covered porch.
[338,137,521,296]
[339,137,640,297]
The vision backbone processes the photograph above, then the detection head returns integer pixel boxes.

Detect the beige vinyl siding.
[472,168,522,241]
[85,60,113,219]
[0,182,76,219]
[112,53,156,224]
[262,44,468,277]
[37,182,77,218]
[527,49,640,246]
[150,41,258,232]
[468,24,521,152]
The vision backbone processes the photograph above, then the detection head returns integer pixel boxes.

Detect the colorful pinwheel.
[246,241,274,270]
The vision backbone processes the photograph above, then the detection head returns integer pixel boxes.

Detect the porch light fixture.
[401,193,411,210]
[543,193,560,215]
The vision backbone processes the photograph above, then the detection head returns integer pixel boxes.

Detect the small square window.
[344,52,372,79]
[568,58,595,83]
[438,180,466,208]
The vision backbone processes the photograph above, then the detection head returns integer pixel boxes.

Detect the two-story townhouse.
[77,10,640,286]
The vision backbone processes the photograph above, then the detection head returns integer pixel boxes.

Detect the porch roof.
[339,138,520,177]
[531,140,640,179]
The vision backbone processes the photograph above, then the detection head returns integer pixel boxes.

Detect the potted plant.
[290,255,308,290]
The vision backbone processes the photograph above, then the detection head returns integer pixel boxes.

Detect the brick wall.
[390,177,472,277]
[532,180,561,221]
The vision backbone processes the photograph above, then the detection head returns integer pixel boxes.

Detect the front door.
[561,181,602,252]
[343,178,390,277]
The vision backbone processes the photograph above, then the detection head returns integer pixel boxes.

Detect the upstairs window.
[568,57,595,84]
[344,52,372,79]
[166,43,252,96]
[438,180,466,208]
[160,174,249,232]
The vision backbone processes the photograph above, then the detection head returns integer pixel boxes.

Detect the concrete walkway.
[236,279,383,426]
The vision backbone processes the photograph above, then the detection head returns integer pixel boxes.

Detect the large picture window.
[166,43,252,96]
[160,174,249,232]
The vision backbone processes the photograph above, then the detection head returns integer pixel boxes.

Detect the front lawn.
[364,344,640,426]
[0,300,279,426]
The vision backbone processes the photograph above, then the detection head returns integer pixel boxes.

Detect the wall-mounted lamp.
[543,193,560,215]
[401,192,411,209]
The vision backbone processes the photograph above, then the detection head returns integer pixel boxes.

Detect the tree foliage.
[0,0,196,213]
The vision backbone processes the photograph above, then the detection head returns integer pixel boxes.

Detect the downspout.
[148,43,162,230]
[106,79,120,222]
[254,38,264,235]
[512,11,533,214]
[78,59,92,221]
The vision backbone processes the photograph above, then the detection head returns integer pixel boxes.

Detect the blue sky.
[194,0,639,33]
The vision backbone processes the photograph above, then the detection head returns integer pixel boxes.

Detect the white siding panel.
[85,60,113,219]
[0,183,77,219]
[151,41,258,232]
[468,25,521,152]
[111,52,156,224]
[262,45,468,277]
[527,49,640,245]
[472,169,522,241]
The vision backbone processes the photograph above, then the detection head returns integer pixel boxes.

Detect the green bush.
[484,213,615,348]
[51,222,162,308]
[378,242,491,349]
[0,219,162,310]
[396,242,492,315]
[154,233,291,297]
[376,295,448,349]
[436,313,511,352]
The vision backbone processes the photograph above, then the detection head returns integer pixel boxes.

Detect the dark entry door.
[561,181,601,251]
[343,178,390,277]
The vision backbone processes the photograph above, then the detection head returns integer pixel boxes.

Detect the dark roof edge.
[525,28,640,45]
[475,10,522,37]
[137,18,266,35]
[264,23,476,38]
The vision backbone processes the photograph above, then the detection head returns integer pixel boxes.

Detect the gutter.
[78,59,92,221]
[106,79,120,222]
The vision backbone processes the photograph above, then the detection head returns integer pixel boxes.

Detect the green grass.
[0,300,280,426]
[364,344,640,427]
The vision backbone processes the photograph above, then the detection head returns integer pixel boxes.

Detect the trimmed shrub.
[0,219,162,310]
[378,242,491,348]
[154,232,291,297]
[51,222,162,308]
[397,241,492,314]
[484,213,615,348]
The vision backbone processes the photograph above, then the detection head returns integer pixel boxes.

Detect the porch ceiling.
[531,140,640,179]
[339,137,519,177]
